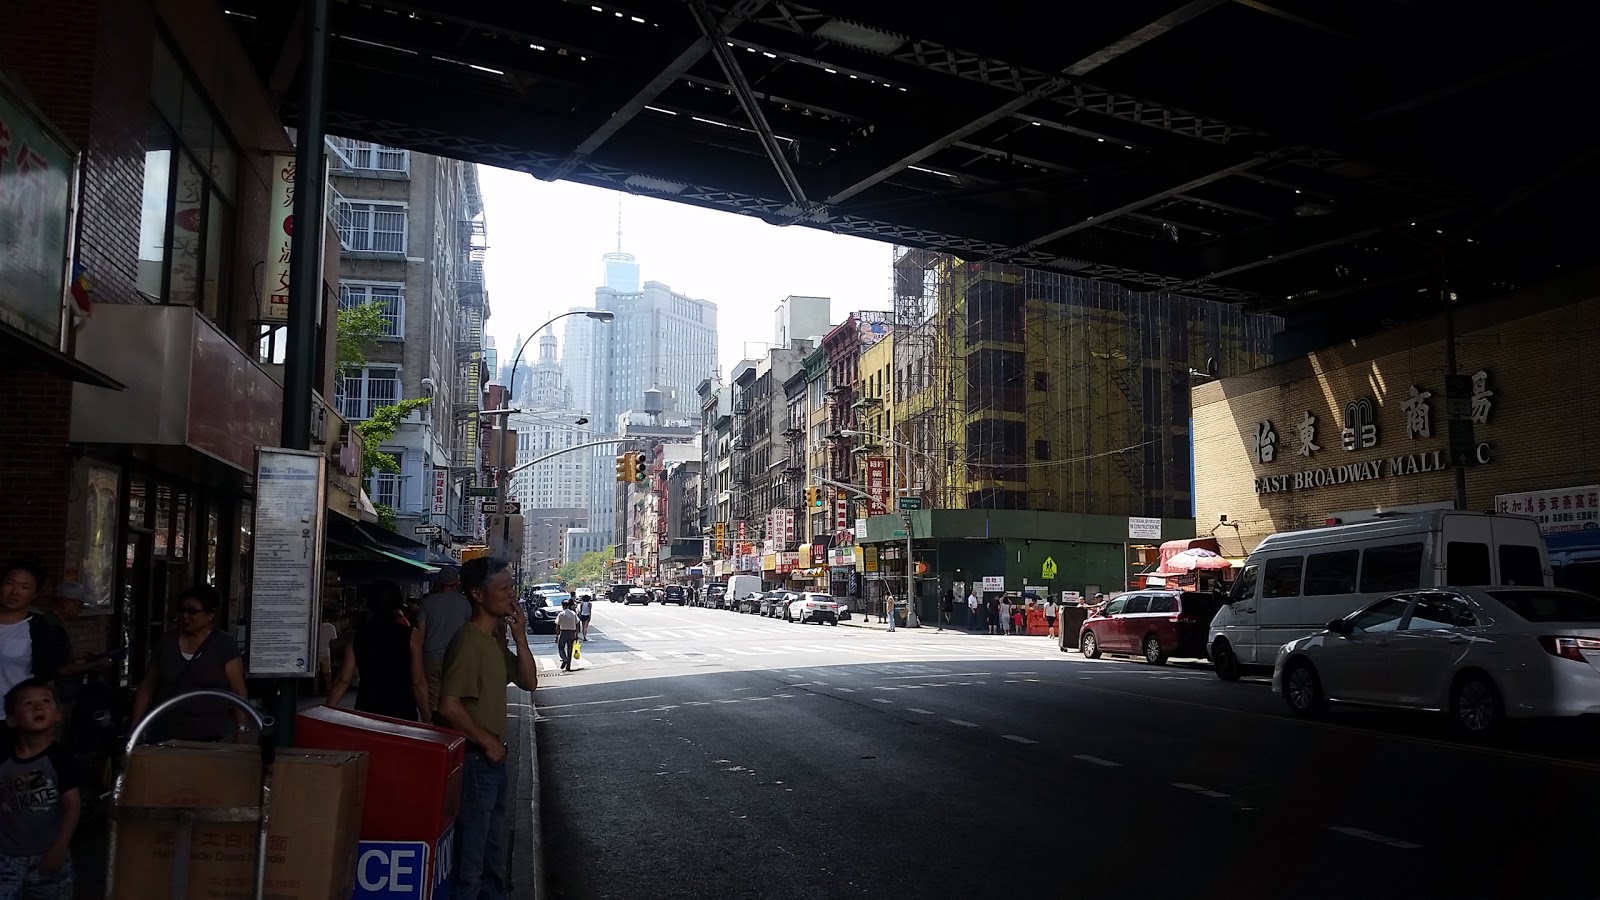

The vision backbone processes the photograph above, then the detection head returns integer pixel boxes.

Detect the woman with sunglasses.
[131,585,250,742]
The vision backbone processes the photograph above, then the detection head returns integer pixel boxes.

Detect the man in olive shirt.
[437,557,538,900]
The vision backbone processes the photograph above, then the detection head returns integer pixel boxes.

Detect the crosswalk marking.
[631,650,657,661]
[722,648,755,655]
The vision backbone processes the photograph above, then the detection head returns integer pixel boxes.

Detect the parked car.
[1210,510,1549,681]
[625,587,651,606]
[791,593,840,625]
[663,585,687,606]
[1273,586,1600,735]
[526,594,568,634]
[737,592,764,614]
[704,584,726,609]
[1078,589,1220,664]
[609,583,638,603]
[779,592,806,621]
[726,575,762,606]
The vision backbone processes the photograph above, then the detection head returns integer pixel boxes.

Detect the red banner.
[866,456,889,515]
[835,492,848,530]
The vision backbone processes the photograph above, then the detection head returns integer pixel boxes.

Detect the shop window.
[339,282,404,338]
[1359,543,1424,592]
[138,37,238,326]
[1446,542,1491,586]
[337,200,408,254]
[340,366,400,420]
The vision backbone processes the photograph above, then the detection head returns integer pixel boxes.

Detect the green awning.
[328,538,440,574]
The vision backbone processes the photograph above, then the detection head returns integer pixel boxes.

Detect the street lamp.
[493,310,614,568]
[839,428,924,628]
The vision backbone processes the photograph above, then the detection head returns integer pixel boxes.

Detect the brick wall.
[1193,271,1600,549]
[0,372,72,573]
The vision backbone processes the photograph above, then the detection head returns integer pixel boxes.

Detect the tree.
[335,300,390,378]
[354,398,432,530]
[556,546,615,588]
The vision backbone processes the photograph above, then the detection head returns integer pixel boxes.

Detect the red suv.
[1078,590,1220,665]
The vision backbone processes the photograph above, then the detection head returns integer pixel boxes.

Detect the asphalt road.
[532,602,1600,900]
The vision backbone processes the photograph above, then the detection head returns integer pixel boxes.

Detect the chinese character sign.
[1402,385,1433,439]
[865,456,889,515]
[1495,485,1600,533]
[1298,411,1320,458]
[1471,370,1494,424]
[431,468,448,516]
[0,85,75,348]
[1251,420,1277,463]
[259,154,296,321]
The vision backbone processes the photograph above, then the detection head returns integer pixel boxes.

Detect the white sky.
[477,165,893,375]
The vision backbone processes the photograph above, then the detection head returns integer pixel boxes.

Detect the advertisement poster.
[1495,485,1600,533]
[247,448,326,677]
[431,467,449,516]
[259,154,295,321]
[865,456,889,515]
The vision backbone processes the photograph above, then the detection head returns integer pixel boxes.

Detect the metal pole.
[1441,259,1469,510]
[904,434,919,627]
[274,0,329,748]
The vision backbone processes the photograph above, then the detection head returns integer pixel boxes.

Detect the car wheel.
[1080,630,1101,659]
[1451,672,1503,737]
[1282,660,1327,717]
[1212,640,1241,682]
[1142,635,1167,666]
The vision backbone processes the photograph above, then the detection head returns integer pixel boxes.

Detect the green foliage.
[556,545,615,588]
[353,398,432,531]
[335,301,390,378]
[374,503,397,532]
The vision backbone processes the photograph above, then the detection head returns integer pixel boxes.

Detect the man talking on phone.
[437,557,539,899]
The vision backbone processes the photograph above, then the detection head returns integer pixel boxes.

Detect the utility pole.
[272,0,329,748]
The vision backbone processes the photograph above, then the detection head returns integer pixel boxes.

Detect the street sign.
[481,501,520,515]
[466,486,498,498]
[414,525,442,536]
[897,497,922,510]
[891,530,908,538]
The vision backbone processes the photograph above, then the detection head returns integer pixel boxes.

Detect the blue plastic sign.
[353,841,429,899]
[432,826,454,899]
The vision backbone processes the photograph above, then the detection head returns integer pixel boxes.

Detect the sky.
[477,166,893,375]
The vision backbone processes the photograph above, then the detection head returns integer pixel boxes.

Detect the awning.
[327,538,440,575]
[1,324,123,388]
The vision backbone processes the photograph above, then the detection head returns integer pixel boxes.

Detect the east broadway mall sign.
[1254,447,1492,495]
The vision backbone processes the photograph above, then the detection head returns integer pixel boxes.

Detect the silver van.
[1209,511,1550,681]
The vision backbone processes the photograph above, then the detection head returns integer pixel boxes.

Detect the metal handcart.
[104,690,271,900]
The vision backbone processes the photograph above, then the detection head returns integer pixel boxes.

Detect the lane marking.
[1031,675,1600,773]
[947,719,978,727]
[1002,735,1038,745]
[873,698,894,704]
[835,687,856,693]
[722,648,755,655]
[536,694,663,711]
[1074,755,1121,767]
[907,708,934,715]
[716,699,740,704]
[1330,826,1421,850]
[1172,782,1230,799]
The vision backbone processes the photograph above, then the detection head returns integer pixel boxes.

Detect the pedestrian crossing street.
[536,634,1062,673]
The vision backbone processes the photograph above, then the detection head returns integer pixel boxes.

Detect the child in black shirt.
[0,678,79,899]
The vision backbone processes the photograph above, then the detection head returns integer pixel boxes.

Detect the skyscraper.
[565,246,718,544]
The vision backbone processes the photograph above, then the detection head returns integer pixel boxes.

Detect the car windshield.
[1489,589,1600,622]
[805,594,832,602]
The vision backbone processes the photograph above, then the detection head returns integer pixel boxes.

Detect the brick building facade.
[1193,271,1600,551]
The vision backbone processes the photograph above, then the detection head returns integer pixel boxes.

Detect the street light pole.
[494,311,613,577]
[840,428,927,628]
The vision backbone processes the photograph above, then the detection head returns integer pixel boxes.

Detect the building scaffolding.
[891,248,1280,518]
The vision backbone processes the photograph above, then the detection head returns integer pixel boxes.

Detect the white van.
[1209,510,1549,681]
[726,575,762,606]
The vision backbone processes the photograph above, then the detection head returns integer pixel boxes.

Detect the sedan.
[1273,586,1600,735]
[791,593,840,625]
[525,596,567,634]
[760,592,788,617]
[625,587,651,606]
[737,593,764,615]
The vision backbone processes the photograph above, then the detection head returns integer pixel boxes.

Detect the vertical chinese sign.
[431,468,448,516]
[0,79,75,349]
[865,456,889,515]
[260,154,295,321]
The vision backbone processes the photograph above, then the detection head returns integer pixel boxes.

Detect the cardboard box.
[112,742,368,900]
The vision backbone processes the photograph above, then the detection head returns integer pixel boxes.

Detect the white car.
[790,593,840,625]
[1272,586,1600,735]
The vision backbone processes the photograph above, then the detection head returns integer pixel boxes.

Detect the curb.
[509,686,545,899]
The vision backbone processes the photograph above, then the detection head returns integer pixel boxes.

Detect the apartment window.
[372,452,405,509]
[328,137,410,174]
[338,282,403,338]
[337,200,408,254]
[139,37,237,325]
[340,366,400,420]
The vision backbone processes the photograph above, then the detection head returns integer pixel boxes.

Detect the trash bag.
[573,641,581,660]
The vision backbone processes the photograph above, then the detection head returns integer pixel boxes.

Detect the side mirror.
[1326,618,1352,636]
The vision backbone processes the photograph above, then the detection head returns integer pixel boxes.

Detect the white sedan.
[1273,586,1600,735]
[790,593,840,625]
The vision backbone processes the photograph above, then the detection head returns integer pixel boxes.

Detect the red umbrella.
[1160,548,1233,573]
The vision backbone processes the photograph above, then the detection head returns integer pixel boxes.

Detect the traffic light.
[807,486,824,508]
[631,451,648,483]
[614,454,629,483]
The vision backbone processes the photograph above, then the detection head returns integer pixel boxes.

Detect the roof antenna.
[616,195,624,253]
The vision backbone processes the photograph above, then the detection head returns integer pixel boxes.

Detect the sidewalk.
[840,613,1052,638]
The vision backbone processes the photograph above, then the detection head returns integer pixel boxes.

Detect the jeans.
[0,853,74,900]
[557,630,578,669]
[453,747,508,900]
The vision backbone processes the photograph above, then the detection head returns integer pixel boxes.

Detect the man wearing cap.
[411,565,470,717]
